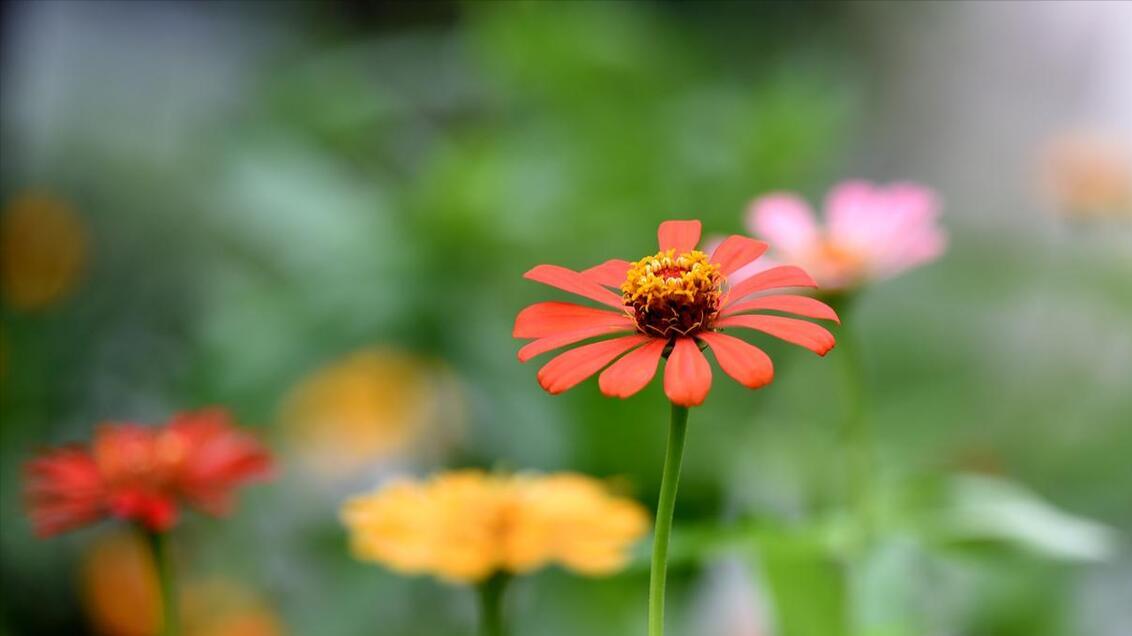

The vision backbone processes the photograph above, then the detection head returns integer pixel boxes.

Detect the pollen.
[621,249,722,338]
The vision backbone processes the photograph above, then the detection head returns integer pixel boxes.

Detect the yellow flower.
[279,348,464,477]
[1,192,88,310]
[340,470,649,583]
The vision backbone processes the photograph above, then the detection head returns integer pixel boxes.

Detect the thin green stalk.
[648,402,690,636]
[477,572,510,636]
[836,322,871,547]
[832,309,873,636]
[145,530,179,636]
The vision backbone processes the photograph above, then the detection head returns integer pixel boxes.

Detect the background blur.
[2,1,1130,635]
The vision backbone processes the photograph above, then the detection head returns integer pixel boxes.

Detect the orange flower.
[24,409,274,537]
[514,220,838,407]
[341,470,649,583]
[80,531,285,636]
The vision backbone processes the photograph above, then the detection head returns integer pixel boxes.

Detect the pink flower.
[742,181,947,291]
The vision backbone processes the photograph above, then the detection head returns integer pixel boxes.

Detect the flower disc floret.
[621,249,722,338]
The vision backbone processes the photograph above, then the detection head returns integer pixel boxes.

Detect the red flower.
[24,409,274,537]
[514,220,839,407]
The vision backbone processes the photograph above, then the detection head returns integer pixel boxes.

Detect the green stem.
[145,530,179,636]
[832,313,874,636]
[836,322,871,547]
[648,402,690,636]
[477,573,510,636]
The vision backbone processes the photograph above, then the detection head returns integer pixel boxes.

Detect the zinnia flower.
[745,181,946,291]
[513,220,839,407]
[340,470,649,583]
[24,408,274,537]
[80,531,285,636]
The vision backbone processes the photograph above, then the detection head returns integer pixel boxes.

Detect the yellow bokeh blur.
[280,348,464,477]
[1,192,88,310]
[340,470,650,584]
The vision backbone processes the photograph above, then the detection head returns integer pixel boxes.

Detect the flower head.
[746,181,946,291]
[340,470,649,583]
[24,409,274,537]
[514,220,839,407]
[80,530,285,636]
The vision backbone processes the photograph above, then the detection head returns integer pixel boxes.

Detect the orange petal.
[657,220,702,253]
[598,338,666,398]
[664,337,712,407]
[697,332,774,389]
[722,265,817,308]
[714,315,835,356]
[582,259,632,288]
[524,264,625,309]
[537,335,650,395]
[721,294,840,323]
[518,324,636,362]
[514,302,633,338]
[710,235,768,276]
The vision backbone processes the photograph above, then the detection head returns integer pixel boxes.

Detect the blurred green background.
[2,1,1130,635]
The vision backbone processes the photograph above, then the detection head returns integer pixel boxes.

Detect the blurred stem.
[145,529,179,636]
[829,294,872,636]
[478,573,510,636]
[649,402,689,636]
[837,320,872,546]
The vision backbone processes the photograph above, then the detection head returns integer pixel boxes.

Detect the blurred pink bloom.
[739,181,947,291]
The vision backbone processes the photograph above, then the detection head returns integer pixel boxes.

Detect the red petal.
[721,294,840,323]
[518,325,635,362]
[513,302,633,338]
[165,409,274,515]
[657,220,702,253]
[598,338,666,398]
[582,259,632,288]
[710,235,768,276]
[697,332,774,389]
[664,337,712,407]
[714,314,836,355]
[537,335,650,395]
[23,448,106,537]
[524,265,626,309]
[723,265,817,308]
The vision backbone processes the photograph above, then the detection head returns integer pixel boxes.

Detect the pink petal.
[664,337,712,407]
[746,193,819,257]
[722,266,818,308]
[537,335,650,395]
[514,302,633,338]
[710,235,768,277]
[582,259,633,288]
[598,338,667,398]
[697,332,774,389]
[524,264,626,309]
[714,314,836,355]
[826,181,944,277]
[657,220,702,253]
[518,324,637,362]
[825,180,878,244]
[721,294,840,324]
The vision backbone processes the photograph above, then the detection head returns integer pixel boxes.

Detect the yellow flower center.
[621,249,722,338]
